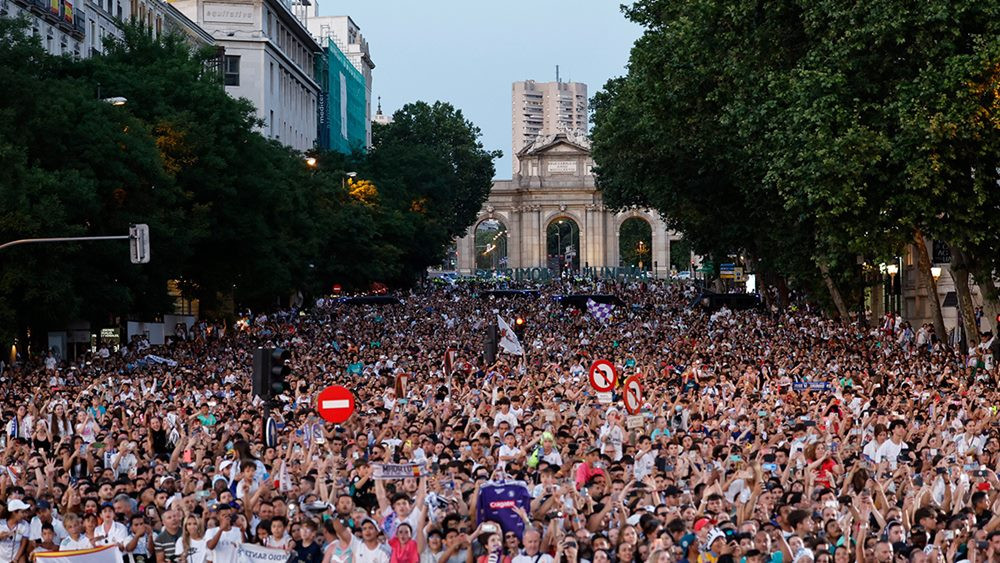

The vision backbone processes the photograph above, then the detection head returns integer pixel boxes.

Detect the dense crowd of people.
[2,280,1000,563]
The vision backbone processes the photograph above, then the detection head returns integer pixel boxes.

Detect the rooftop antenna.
[556,65,560,83]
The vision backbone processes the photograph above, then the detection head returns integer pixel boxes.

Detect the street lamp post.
[341,171,357,190]
[886,263,899,314]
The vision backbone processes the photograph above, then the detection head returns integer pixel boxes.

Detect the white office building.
[172,0,321,151]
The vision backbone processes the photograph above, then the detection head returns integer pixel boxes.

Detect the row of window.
[263,6,311,74]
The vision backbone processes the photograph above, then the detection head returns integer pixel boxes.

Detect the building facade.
[313,35,367,152]
[2,0,210,58]
[2,0,87,58]
[171,0,321,151]
[296,10,374,148]
[455,132,680,278]
[511,79,587,175]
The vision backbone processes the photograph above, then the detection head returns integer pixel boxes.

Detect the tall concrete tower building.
[511,79,587,175]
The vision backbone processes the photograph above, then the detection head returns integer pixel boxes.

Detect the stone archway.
[619,217,652,270]
[546,217,581,273]
[473,218,509,270]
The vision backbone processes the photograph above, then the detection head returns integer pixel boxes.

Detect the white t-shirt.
[497,444,520,471]
[599,424,624,460]
[29,517,67,543]
[634,450,657,480]
[206,527,243,563]
[861,439,882,461]
[512,553,554,563]
[352,536,390,563]
[94,520,130,548]
[0,520,29,562]
[176,537,211,563]
[60,534,93,551]
[874,439,907,468]
[541,449,563,467]
[493,411,518,429]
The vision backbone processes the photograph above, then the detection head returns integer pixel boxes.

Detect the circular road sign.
[589,359,617,393]
[622,375,643,415]
[317,385,356,424]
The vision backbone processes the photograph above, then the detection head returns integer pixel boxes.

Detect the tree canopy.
[591,0,1000,320]
[0,17,498,341]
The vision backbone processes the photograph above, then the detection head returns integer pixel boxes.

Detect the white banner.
[497,315,524,356]
[372,462,426,480]
[35,545,121,563]
[239,543,292,563]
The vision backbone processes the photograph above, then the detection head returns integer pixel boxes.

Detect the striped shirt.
[154,529,181,562]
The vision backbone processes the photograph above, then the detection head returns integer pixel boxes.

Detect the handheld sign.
[589,359,617,393]
[622,375,643,415]
[317,385,355,424]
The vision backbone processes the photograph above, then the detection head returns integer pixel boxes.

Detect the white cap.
[7,499,29,512]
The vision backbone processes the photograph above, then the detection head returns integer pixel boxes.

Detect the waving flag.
[496,315,524,356]
[587,299,614,324]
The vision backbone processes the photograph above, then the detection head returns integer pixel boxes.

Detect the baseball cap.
[705,529,726,551]
[7,499,29,512]
[693,517,712,532]
[36,500,51,510]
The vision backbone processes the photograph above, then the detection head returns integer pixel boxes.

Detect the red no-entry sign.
[317,385,355,424]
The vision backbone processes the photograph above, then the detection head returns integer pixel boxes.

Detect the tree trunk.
[982,296,999,334]
[870,279,883,326]
[818,260,849,320]
[972,258,1000,333]
[914,229,947,344]
[949,245,979,353]
[777,276,790,309]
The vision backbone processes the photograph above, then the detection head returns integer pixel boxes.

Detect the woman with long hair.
[804,441,841,489]
[176,515,209,563]
[49,403,74,444]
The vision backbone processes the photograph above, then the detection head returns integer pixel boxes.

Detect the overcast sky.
[322,1,643,178]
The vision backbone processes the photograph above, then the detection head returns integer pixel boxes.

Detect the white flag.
[35,545,121,563]
[496,315,524,356]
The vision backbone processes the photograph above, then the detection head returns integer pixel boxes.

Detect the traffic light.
[253,347,291,400]
[513,316,526,341]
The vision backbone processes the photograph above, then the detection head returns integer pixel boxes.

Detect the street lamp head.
[886,264,898,275]
[346,171,358,178]
[304,157,318,168]
[930,266,942,280]
[102,97,128,106]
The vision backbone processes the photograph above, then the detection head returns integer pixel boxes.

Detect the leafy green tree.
[369,102,501,284]
[593,0,1000,320]
[0,17,187,340]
